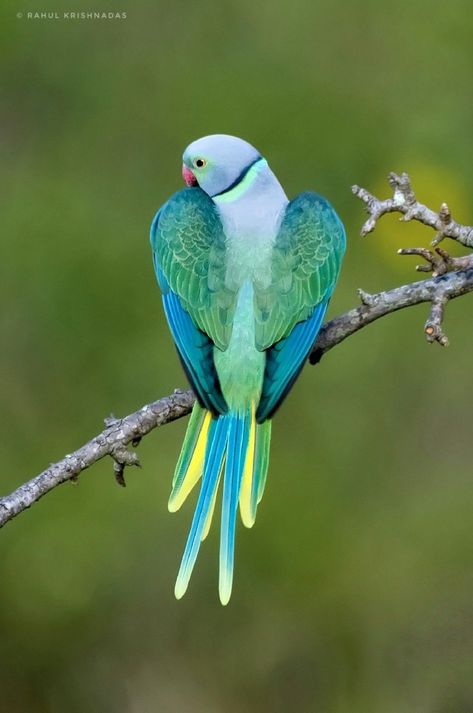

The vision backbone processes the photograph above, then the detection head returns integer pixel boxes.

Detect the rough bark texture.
[310,266,473,362]
[1,172,472,529]
[353,172,473,247]
[0,390,195,527]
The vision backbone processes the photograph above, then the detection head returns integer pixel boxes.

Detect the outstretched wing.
[150,188,237,414]
[255,192,346,421]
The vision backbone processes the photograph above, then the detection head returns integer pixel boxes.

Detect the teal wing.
[255,192,346,421]
[150,188,237,414]
[152,188,236,350]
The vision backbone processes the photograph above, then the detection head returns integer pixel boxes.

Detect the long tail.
[169,403,271,605]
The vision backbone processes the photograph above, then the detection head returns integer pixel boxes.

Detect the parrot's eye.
[193,158,206,169]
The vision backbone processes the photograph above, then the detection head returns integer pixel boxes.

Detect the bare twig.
[425,294,450,346]
[309,267,473,363]
[1,172,473,530]
[0,390,195,528]
[353,172,473,248]
[397,247,473,277]
[324,171,473,357]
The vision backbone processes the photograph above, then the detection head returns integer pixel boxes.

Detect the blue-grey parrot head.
[182,134,262,197]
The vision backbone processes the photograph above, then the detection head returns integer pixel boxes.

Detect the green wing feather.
[153,188,237,351]
[255,192,346,350]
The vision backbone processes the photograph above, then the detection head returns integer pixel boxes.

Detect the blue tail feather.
[174,417,227,599]
[173,409,253,604]
[219,412,251,605]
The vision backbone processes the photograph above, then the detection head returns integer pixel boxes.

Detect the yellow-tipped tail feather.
[168,407,212,513]
[239,405,257,528]
[238,411,272,529]
[171,405,272,604]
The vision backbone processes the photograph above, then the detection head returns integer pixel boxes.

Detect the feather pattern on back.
[150,136,346,603]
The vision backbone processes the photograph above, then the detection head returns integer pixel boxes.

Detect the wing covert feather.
[151,188,236,351]
[255,192,346,350]
[255,191,346,419]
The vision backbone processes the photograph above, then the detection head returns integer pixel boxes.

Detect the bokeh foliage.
[1,1,473,711]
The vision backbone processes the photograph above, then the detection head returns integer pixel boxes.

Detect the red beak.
[182,164,197,186]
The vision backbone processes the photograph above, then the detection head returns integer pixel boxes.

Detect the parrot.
[150,134,346,604]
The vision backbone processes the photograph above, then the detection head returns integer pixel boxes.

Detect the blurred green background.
[1,1,473,711]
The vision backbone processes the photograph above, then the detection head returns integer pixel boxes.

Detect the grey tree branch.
[0,390,195,528]
[309,266,473,364]
[1,173,473,530]
[353,171,473,247]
